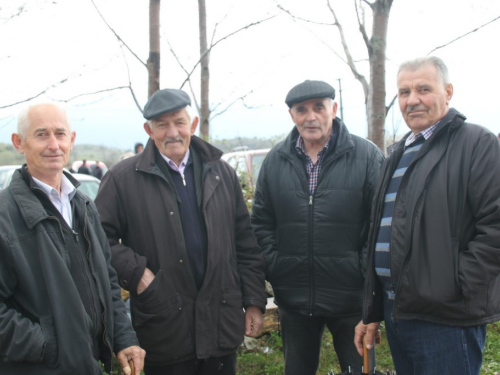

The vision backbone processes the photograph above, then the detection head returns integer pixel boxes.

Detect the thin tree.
[148,0,161,98]
[198,0,210,138]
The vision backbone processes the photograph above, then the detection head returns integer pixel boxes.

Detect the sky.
[1,0,499,151]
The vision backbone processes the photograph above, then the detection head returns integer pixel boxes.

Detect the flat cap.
[143,89,191,120]
[285,80,335,108]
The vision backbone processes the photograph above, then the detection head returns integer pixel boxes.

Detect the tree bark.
[367,0,393,150]
[147,0,161,98]
[198,0,210,139]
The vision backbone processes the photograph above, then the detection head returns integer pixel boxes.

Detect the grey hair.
[147,105,198,130]
[17,102,71,140]
[398,56,450,87]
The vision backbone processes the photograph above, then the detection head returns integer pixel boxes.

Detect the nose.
[165,124,178,138]
[407,90,420,106]
[47,133,59,150]
[305,110,316,122]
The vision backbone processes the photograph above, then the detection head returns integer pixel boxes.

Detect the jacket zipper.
[308,195,315,315]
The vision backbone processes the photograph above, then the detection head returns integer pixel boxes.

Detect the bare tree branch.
[275,2,334,25]
[0,76,71,109]
[361,0,375,10]
[0,3,27,22]
[355,0,370,49]
[89,0,146,67]
[54,86,129,102]
[326,0,368,96]
[385,93,397,117]
[119,43,143,112]
[427,14,500,54]
[210,89,254,120]
[166,40,201,113]
[179,15,276,90]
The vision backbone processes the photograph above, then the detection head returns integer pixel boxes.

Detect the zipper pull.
[181,174,186,186]
[309,196,313,205]
[72,230,79,242]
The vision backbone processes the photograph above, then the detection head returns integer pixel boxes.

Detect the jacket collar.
[136,136,223,172]
[10,165,82,229]
[278,117,354,159]
[387,108,466,155]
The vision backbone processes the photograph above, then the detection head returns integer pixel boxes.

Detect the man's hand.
[354,320,380,356]
[117,345,146,375]
[245,305,263,337]
[137,268,155,295]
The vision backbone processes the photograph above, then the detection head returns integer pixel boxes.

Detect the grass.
[235,322,500,375]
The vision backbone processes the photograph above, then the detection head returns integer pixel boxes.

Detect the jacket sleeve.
[0,234,46,363]
[95,170,147,293]
[458,132,500,299]
[251,156,278,280]
[91,211,140,353]
[229,167,267,312]
[360,145,385,276]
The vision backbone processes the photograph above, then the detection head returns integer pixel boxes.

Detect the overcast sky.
[1,0,499,150]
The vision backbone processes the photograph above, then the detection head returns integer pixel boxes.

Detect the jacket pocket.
[218,288,245,349]
[132,291,194,363]
[40,315,58,368]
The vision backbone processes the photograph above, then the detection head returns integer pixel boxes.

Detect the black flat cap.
[143,89,191,120]
[285,80,335,108]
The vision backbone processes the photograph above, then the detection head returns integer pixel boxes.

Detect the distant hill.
[0,135,286,168]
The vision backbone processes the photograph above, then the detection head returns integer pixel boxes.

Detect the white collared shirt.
[160,149,190,175]
[33,174,77,227]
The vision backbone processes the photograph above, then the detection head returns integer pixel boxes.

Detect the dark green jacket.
[0,167,138,375]
[252,118,384,317]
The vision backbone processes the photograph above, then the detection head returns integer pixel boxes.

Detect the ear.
[445,83,454,104]
[143,121,153,137]
[332,102,338,117]
[70,131,76,150]
[288,108,296,123]
[190,117,199,135]
[11,133,24,154]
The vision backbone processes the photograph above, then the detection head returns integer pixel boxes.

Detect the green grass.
[236,322,500,375]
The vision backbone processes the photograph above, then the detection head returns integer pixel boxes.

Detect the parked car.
[0,165,20,189]
[221,148,270,187]
[1,167,101,200]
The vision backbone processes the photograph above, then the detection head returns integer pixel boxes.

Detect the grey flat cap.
[143,89,191,120]
[285,80,335,108]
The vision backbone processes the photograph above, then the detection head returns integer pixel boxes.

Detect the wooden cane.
[363,335,370,375]
[128,359,135,374]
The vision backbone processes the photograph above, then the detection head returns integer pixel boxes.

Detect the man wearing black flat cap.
[95,89,266,375]
[252,80,383,374]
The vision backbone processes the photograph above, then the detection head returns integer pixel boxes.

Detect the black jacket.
[252,119,384,317]
[95,137,266,366]
[0,167,138,375]
[362,109,500,326]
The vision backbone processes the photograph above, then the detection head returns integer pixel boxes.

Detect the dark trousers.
[144,353,236,375]
[279,306,363,375]
[384,294,486,375]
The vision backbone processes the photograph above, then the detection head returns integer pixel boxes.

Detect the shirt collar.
[160,149,190,174]
[295,135,331,158]
[32,173,77,200]
[404,121,440,147]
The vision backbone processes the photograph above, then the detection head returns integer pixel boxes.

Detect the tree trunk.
[367,0,393,151]
[198,0,210,139]
[147,0,161,98]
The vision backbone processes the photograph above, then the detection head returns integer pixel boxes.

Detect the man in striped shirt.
[355,56,500,375]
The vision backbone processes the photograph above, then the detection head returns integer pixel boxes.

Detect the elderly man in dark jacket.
[251,80,383,374]
[354,56,500,375]
[0,102,144,375]
[95,89,266,375]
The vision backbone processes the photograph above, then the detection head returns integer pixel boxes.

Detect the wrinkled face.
[144,108,199,165]
[12,104,75,182]
[289,98,337,146]
[397,64,453,134]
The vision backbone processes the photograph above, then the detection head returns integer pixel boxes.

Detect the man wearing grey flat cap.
[95,88,266,375]
[252,80,383,374]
